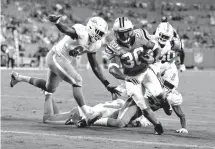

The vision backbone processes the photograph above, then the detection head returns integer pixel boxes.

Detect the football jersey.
[150,35,181,63]
[53,24,103,62]
[106,29,155,76]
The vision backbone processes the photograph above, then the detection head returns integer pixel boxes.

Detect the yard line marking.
[2,130,214,149]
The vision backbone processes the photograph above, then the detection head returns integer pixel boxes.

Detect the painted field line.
[2,130,214,149]
[1,94,103,104]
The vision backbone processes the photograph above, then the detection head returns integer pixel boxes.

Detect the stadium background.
[1,0,215,69]
[1,1,215,149]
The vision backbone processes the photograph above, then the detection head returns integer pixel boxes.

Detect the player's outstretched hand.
[125,76,140,85]
[176,128,188,134]
[179,64,186,72]
[47,14,62,23]
[140,54,155,64]
[106,84,122,97]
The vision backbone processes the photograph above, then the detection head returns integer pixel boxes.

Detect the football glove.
[106,84,122,97]
[125,76,140,85]
[179,64,186,72]
[176,128,188,134]
[47,14,62,23]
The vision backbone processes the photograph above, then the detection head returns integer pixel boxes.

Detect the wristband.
[55,17,61,24]
[103,80,110,87]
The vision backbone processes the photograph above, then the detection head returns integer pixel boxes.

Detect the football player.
[103,17,171,135]
[41,91,125,125]
[10,14,120,126]
[148,22,188,133]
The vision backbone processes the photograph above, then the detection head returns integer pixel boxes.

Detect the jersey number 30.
[121,47,143,68]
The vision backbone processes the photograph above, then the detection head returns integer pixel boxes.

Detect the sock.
[73,86,86,108]
[80,105,89,117]
[93,118,108,126]
[29,77,47,90]
[52,98,60,114]
[143,108,159,126]
[19,75,31,83]
[43,93,54,116]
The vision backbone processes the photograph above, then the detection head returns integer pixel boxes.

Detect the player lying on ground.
[41,91,125,125]
[10,14,120,126]
[104,17,174,135]
[91,69,188,133]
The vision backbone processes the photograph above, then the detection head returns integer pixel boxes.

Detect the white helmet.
[113,17,134,44]
[155,22,174,45]
[86,17,108,43]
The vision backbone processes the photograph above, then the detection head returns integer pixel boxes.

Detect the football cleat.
[77,119,88,128]
[86,112,102,126]
[77,112,102,128]
[154,122,164,135]
[10,71,20,87]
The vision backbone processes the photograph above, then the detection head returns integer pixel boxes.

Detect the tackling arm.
[87,52,110,87]
[48,14,78,39]
[109,64,126,80]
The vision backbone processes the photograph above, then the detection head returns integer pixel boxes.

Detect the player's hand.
[106,84,122,96]
[140,54,155,64]
[125,76,140,85]
[47,14,62,23]
[176,128,188,134]
[179,64,186,72]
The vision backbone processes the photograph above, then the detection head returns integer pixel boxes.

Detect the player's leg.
[145,67,172,115]
[94,98,138,127]
[125,70,162,134]
[44,107,82,125]
[10,51,62,92]
[50,52,101,125]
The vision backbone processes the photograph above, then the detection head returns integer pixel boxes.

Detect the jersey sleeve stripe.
[105,45,114,54]
[142,29,150,40]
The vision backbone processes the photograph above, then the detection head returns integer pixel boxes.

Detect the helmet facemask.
[115,29,133,44]
[86,17,108,43]
[158,32,171,45]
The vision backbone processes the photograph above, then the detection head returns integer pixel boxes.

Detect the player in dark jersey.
[104,17,171,135]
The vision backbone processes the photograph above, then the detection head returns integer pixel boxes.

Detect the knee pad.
[166,90,183,106]
[116,119,126,128]
[45,87,56,93]
[73,74,82,87]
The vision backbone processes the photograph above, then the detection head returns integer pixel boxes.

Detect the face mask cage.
[90,27,105,42]
[159,32,170,43]
[115,29,133,43]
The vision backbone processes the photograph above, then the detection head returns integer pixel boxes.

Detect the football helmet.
[155,22,174,45]
[113,17,134,44]
[86,17,108,43]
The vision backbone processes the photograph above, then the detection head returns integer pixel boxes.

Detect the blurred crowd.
[1,0,215,68]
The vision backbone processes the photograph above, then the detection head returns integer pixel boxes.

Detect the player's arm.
[47,14,78,39]
[171,38,186,72]
[108,62,126,80]
[141,41,162,64]
[139,29,162,63]
[87,52,121,95]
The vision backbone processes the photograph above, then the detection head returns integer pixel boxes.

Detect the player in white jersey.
[10,14,120,126]
[147,22,188,133]
[41,91,125,125]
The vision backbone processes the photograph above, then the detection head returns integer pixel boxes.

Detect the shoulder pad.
[72,24,86,39]
[133,28,151,40]
[105,40,120,55]
[171,37,182,51]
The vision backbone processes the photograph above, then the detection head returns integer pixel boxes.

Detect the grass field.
[1,68,215,149]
